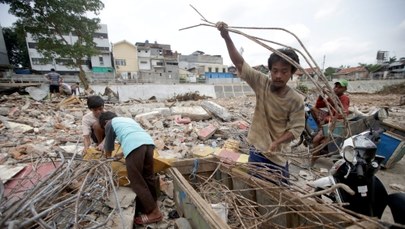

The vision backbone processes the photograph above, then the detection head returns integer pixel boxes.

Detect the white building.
[0,25,10,69]
[27,24,112,74]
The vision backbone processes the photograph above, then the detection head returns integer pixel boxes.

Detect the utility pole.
[322,55,326,72]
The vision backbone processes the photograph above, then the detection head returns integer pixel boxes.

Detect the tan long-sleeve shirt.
[240,62,305,165]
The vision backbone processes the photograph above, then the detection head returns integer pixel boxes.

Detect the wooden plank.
[381,121,405,137]
[171,161,387,228]
[171,157,219,176]
[169,168,230,229]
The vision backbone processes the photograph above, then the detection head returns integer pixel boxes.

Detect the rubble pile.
[0,90,404,228]
[0,91,255,228]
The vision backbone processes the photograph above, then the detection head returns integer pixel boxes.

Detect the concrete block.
[170,106,211,121]
[201,101,232,122]
[127,103,166,116]
[215,148,248,163]
[198,124,217,141]
[134,111,161,121]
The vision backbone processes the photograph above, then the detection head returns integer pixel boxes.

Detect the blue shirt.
[47,72,61,86]
[104,117,154,158]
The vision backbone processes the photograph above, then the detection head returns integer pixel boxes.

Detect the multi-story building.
[0,25,10,73]
[26,24,113,74]
[112,40,138,80]
[178,51,232,79]
[135,40,179,83]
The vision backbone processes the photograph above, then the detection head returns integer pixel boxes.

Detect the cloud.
[399,20,405,30]
[314,0,342,20]
[320,37,372,54]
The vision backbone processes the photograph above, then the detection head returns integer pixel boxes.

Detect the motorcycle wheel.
[387,192,405,225]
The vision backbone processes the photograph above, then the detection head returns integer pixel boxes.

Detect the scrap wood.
[183,160,387,228]
[57,96,83,108]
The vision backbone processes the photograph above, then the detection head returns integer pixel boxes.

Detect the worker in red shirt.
[311,79,350,163]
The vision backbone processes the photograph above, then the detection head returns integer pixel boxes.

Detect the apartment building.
[27,24,113,74]
[112,40,138,80]
[0,25,10,71]
[135,40,179,83]
[178,51,232,79]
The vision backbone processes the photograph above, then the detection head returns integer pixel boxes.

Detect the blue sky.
[1,0,404,68]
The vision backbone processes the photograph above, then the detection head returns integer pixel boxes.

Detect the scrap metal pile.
[0,152,128,228]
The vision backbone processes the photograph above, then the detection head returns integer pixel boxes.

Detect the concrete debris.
[201,100,233,121]
[0,91,404,228]
[170,106,211,121]
[25,84,49,101]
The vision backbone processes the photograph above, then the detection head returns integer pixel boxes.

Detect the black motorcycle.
[310,128,405,226]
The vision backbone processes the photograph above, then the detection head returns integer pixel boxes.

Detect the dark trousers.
[248,146,289,185]
[125,144,157,214]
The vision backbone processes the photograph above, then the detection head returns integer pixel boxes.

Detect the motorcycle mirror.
[343,146,357,164]
[375,108,388,121]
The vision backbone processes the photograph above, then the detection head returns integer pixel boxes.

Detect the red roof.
[335,66,368,75]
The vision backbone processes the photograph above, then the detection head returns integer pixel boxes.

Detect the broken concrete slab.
[106,187,136,229]
[0,164,26,183]
[134,111,161,121]
[58,144,83,155]
[127,103,166,116]
[201,100,232,122]
[171,106,211,121]
[7,121,34,133]
[25,84,48,101]
[107,186,136,209]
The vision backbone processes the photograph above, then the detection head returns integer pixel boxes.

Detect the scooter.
[310,128,405,226]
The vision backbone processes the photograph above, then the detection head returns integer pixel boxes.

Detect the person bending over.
[99,111,162,225]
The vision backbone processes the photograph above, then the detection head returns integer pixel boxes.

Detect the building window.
[215,67,219,73]
[96,46,109,51]
[115,59,126,66]
[28,42,37,49]
[31,58,48,65]
[208,67,212,72]
[223,68,226,73]
[93,33,108,39]
[156,62,163,66]
[140,61,148,64]
[99,56,104,66]
[55,58,74,65]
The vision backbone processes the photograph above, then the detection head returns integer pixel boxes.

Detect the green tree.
[1,0,105,90]
[3,26,30,68]
[388,56,397,63]
[324,67,337,80]
[358,63,381,73]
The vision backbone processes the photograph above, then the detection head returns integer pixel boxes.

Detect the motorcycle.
[309,128,405,226]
